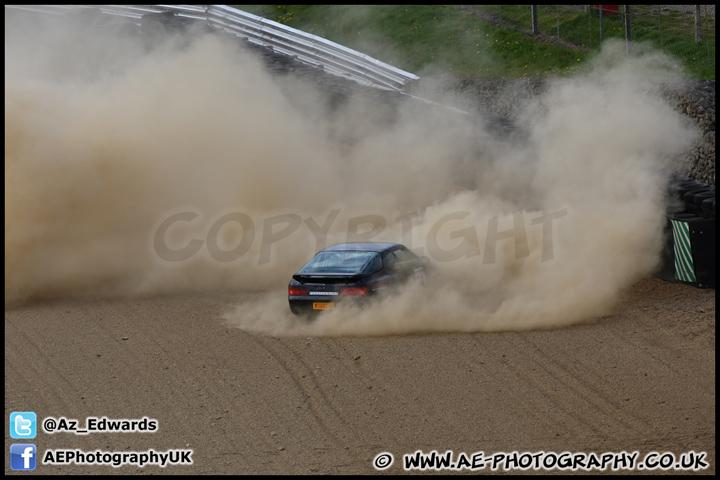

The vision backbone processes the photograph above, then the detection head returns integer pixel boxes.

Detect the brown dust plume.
[4,13,696,335]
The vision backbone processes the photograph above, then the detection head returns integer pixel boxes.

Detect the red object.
[340,287,368,296]
[288,286,308,296]
[593,5,619,15]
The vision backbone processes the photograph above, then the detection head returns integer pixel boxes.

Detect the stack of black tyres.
[655,175,715,288]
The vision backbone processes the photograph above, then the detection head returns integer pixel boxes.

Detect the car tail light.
[289,286,308,296]
[340,286,368,296]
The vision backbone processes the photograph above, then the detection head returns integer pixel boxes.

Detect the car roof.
[319,242,402,253]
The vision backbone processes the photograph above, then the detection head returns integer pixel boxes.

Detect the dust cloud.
[5,10,696,335]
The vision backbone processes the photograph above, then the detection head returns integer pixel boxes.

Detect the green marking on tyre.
[670,219,696,283]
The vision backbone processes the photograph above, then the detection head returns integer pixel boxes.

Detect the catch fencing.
[473,5,715,78]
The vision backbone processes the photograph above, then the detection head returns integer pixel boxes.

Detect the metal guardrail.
[5,4,420,92]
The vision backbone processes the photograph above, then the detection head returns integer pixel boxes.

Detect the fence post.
[599,5,603,40]
[695,5,702,43]
[658,5,663,52]
[555,6,560,40]
[531,5,539,35]
[624,5,632,54]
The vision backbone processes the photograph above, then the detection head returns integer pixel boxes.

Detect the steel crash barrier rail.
[5,4,420,92]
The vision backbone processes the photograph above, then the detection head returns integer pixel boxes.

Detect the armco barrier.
[4,4,420,92]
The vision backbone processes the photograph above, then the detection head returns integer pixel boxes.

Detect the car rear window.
[299,251,382,274]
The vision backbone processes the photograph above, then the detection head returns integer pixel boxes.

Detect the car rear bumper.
[288,295,369,315]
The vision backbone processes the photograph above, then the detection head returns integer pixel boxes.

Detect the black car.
[288,242,429,316]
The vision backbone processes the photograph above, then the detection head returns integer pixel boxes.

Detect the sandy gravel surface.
[6,5,715,476]
[4,275,714,475]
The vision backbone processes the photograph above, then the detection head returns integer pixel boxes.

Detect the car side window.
[383,251,399,271]
[393,247,418,263]
[363,254,382,273]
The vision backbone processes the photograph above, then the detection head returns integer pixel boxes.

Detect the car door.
[390,246,427,286]
[374,249,404,292]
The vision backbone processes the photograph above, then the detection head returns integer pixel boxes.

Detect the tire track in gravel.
[462,331,602,442]
[4,320,78,418]
[502,332,654,441]
[5,300,205,454]
[319,338,377,388]
[603,313,714,391]
[4,302,195,459]
[78,301,209,453]
[248,334,365,455]
[124,301,285,463]
[5,277,714,474]
[585,313,715,453]
[312,335,470,452]
[305,337,401,452]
